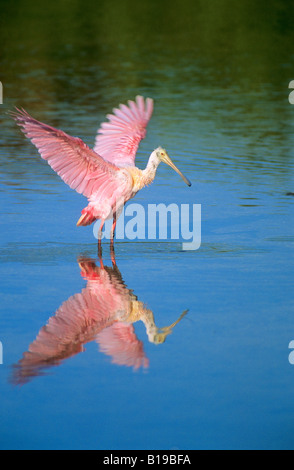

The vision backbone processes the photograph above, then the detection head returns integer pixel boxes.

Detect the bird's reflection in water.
[11,253,187,385]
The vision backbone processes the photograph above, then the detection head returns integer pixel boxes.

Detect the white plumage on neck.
[142,147,162,182]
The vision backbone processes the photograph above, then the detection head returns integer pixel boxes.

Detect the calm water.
[0,0,294,450]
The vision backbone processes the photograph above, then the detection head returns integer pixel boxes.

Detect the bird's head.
[147,310,189,344]
[155,147,191,186]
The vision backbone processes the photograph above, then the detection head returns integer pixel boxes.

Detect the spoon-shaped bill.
[161,153,191,186]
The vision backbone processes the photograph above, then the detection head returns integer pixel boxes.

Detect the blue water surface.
[0,0,294,450]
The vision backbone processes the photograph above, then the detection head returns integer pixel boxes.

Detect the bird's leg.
[110,213,117,240]
[110,232,117,267]
[110,245,116,267]
[98,239,102,260]
[98,250,104,269]
[110,213,117,256]
[97,219,105,259]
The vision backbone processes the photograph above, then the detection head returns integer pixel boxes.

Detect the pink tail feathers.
[76,208,96,226]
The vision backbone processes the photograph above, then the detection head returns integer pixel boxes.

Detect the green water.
[0,0,294,450]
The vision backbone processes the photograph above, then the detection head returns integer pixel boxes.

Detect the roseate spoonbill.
[10,96,191,243]
[11,255,187,384]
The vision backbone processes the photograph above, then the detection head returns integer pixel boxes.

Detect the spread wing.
[93,95,153,167]
[10,108,123,199]
[96,323,149,370]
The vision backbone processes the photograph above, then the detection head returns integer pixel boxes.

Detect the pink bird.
[10,96,191,243]
[11,256,187,385]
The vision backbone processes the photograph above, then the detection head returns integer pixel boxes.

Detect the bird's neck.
[141,150,160,186]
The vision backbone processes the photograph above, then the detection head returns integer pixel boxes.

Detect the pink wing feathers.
[94,95,154,167]
[96,322,149,370]
[11,257,148,384]
[10,108,124,200]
